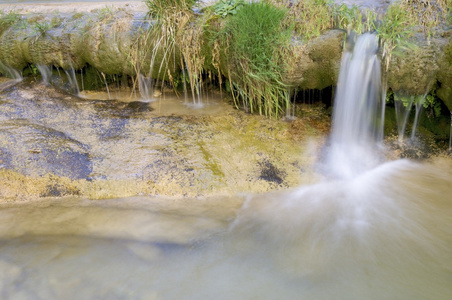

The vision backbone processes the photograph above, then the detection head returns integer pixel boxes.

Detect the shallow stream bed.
[1,158,452,300]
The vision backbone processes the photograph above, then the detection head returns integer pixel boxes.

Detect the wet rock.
[387,34,445,95]
[0,148,12,169]
[436,37,452,111]
[0,81,322,198]
[0,120,92,180]
[40,183,80,197]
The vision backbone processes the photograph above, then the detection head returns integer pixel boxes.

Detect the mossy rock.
[387,35,442,95]
[284,30,345,90]
[0,26,31,70]
[436,36,452,111]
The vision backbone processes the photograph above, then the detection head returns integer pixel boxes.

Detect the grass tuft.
[221,2,291,118]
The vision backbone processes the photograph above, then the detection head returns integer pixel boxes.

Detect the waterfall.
[410,95,426,140]
[100,71,111,100]
[65,68,80,95]
[323,33,384,179]
[0,62,22,81]
[394,94,414,142]
[37,64,52,85]
[138,73,155,101]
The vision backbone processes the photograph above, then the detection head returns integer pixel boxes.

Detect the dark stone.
[0,120,92,180]
[40,184,79,197]
[258,159,285,185]
[126,101,153,113]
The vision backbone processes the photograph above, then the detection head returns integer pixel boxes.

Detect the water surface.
[0,159,451,300]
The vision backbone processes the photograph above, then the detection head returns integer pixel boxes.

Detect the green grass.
[377,1,414,69]
[332,3,377,34]
[221,2,290,118]
[0,11,22,34]
[376,0,450,69]
[145,0,197,20]
[285,0,334,40]
[130,0,197,89]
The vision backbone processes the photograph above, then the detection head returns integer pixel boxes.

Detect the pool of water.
[0,159,451,300]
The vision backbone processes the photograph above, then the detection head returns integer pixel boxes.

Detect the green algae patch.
[197,140,225,179]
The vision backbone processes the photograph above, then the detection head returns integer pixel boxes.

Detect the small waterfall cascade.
[0,62,23,81]
[394,94,414,142]
[100,72,111,100]
[185,67,204,107]
[410,95,426,140]
[65,68,80,95]
[37,64,52,85]
[393,93,426,142]
[324,33,384,179]
[138,73,157,101]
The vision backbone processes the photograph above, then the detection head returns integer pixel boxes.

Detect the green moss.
[197,141,225,178]
[286,0,333,40]
[0,11,22,35]
[446,41,452,64]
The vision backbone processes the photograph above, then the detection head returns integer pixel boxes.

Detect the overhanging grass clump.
[132,0,196,86]
[378,0,452,69]
[221,2,290,118]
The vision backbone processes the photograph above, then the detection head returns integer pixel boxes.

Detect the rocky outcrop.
[285,30,345,90]
[436,36,452,111]
[386,33,452,111]
[0,11,141,74]
[0,8,450,108]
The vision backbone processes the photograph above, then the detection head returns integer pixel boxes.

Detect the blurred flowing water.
[324,33,384,179]
[0,31,451,300]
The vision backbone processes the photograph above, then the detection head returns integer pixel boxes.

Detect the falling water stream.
[0,33,451,300]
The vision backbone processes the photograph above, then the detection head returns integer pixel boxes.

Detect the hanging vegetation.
[217,2,291,118]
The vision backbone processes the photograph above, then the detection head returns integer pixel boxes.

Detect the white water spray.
[324,33,384,179]
[229,33,452,299]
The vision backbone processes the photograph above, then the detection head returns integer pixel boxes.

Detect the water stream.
[0,32,451,300]
[323,33,384,179]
